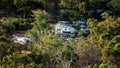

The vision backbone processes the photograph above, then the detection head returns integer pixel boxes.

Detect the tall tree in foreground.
[88,12,120,68]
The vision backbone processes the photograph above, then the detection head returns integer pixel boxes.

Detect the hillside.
[0,0,120,68]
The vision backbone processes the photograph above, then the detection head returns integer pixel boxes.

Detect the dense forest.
[0,0,120,68]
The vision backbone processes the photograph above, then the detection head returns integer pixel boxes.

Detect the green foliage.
[29,10,51,36]
[32,9,51,21]
[13,0,27,8]
[27,16,78,67]
[93,64,98,68]
[57,45,77,61]
[85,63,113,68]
[79,30,90,37]
[88,0,109,9]
[99,64,108,68]
[1,0,120,68]
[102,37,120,67]
[86,65,92,68]
[0,35,9,42]
[88,12,120,67]
[0,17,31,32]
[4,53,22,67]
[98,63,113,68]
[1,19,16,33]
[0,26,6,35]
[59,0,87,21]
[21,21,30,30]
[88,12,120,46]
[67,10,80,21]
[1,53,43,67]
[26,62,43,68]
[107,0,120,15]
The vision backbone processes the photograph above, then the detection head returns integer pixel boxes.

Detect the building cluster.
[55,18,89,38]
[12,18,89,44]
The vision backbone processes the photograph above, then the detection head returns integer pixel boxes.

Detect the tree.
[107,0,120,16]
[59,0,87,21]
[77,41,101,68]
[88,12,120,67]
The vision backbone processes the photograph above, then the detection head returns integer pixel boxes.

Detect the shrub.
[0,26,6,35]
[76,44,101,68]
[98,63,113,68]
[1,21,15,33]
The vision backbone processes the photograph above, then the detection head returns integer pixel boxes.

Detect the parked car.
[55,21,75,34]
[12,36,31,44]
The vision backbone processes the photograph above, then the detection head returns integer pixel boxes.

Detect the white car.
[55,21,75,34]
[13,36,31,44]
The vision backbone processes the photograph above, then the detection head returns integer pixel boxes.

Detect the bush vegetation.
[0,0,120,68]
